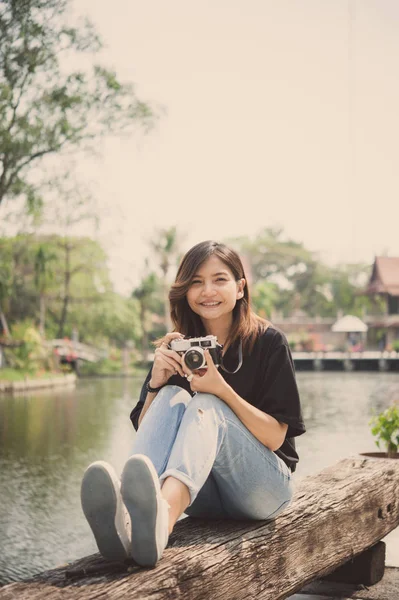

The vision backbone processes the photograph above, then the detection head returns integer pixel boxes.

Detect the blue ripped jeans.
[131,385,293,520]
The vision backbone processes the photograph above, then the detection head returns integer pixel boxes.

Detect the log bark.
[1,455,398,600]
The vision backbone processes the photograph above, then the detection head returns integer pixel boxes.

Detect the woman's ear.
[237,278,246,298]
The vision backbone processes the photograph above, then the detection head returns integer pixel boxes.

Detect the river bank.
[0,371,76,393]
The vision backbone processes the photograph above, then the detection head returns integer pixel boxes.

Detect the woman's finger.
[189,374,201,391]
[155,353,180,372]
[155,353,185,377]
[163,332,183,346]
[158,346,184,365]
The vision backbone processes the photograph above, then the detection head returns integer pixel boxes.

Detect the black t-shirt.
[130,325,306,472]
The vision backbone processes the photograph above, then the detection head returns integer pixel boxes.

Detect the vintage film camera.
[169,335,223,371]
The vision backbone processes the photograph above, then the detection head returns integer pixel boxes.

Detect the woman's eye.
[191,280,201,285]
[216,278,227,282]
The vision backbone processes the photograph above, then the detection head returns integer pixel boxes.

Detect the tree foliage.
[0,233,142,346]
[0,0,155,212]
[232,227,314,283]
[150,226,184,331]
[231,228,382,318]
[0,225,386,358]
[132,269,164,359]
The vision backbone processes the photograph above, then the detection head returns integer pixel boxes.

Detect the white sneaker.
[121,454,170,567]
[81,461,131,562]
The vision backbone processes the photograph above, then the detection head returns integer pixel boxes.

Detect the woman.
[81,240,306,568]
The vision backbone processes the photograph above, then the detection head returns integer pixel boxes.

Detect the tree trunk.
[0,308,10,338]
[39,294,46,338]
[1,456,398,600]
[163,280,172,332]
[57,242,71,338]
[140,302,149,362]
[160,262,172,333]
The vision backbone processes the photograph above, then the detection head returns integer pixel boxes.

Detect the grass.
[79,358,148,377]
[0,368,67,382]
[1,364,148,382]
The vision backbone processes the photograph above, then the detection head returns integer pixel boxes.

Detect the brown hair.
[163,240,269,355]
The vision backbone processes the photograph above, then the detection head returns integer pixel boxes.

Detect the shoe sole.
[121,455,161,567]
[81,461,130,562]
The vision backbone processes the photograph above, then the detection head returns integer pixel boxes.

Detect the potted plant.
[364,404,399,459]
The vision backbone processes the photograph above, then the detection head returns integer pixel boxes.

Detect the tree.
[231,227,315,285]
[33,173,108,338]
[251,280,278,319]
[53,235,112,338]
[0,258,12,337]
[231,228,323,316]
[0,231,138,344]
[67,292,142,348]
[34,243,56,336]
[150,226,183,331]
[0,0,155,214]
[230,229,380,318]
[0,234,37,336]
[132,270,163,361]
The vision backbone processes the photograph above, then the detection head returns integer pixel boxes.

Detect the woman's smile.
[199,301,221,307]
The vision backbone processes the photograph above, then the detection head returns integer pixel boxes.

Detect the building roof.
[366,256,399,296]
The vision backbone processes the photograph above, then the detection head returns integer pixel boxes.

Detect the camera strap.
[220,340,243,374]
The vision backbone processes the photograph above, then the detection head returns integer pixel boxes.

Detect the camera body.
[169,335,222,371]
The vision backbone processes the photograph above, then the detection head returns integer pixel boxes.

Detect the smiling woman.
[80,240,306,570]
[168,241,261,355]
[183,256,245,348]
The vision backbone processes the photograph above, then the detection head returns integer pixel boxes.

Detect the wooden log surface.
[1,455,398,600]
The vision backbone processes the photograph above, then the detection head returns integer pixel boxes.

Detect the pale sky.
[17,1,399,294]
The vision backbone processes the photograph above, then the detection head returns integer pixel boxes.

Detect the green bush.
[369,404,399,457]
[391,340,399,352]
[79,355,128,376]
[3,321,53,373]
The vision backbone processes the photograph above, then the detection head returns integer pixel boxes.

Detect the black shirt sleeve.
[258,331,306,439]
[130,368,152,431]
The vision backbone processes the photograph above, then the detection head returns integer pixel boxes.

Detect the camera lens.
[184,348,204,370]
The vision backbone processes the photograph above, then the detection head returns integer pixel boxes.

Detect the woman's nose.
[202,282,216,296]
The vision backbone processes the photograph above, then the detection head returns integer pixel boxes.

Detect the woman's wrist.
[215,379,231,401]
[147,379,164,393]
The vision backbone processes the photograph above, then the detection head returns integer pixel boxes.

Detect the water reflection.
[0,378,140,584]
[0,372,398,584]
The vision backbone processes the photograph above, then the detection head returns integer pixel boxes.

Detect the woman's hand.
[150,332,185,388]
[183,349,228,397]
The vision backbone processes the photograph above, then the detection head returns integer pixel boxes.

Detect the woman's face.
[186,255,245,325]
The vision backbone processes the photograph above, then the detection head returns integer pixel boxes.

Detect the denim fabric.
[131,385,293,521]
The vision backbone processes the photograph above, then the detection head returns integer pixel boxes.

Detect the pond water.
[1,371,399,585]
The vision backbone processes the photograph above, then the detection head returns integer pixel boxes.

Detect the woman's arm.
[135,331,185,429]
[217,384,288,451]
[186,349,288,451]
[137,390,158,428]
